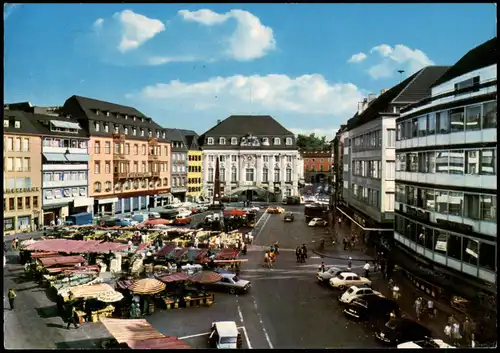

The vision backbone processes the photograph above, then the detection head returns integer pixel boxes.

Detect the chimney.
[357,98,369,114]
[367,94,378,103]
[380,88,388,95]
[217,119,221,125]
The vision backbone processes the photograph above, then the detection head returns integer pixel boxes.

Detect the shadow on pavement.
[55,338,106,349]
[17,285,40,292]
[36,305,60,319]
[46,323,67,329]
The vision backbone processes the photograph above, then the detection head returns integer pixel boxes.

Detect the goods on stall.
[91,304,115,322]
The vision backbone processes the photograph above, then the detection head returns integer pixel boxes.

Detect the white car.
[248,206,260,212]
[339,285,383,304]
[177,208,192,218]
[397,339,455,349]
[148,212,161,219]
[308,218,328,227]
[317,268,347,282]
[329,272,371,290]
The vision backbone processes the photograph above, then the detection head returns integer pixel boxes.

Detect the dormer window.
[95,110,99,116]
[262,137,270,146]
[106,111,110,117]
[207,137,214,145]
[286,137,293,145]
[132,128,137,136]
[162,132,166,139]
[274,137,281,145]
[219,137,226,145]
[231,137,238,145]
[141,129,145,137]
[148,130,152,137]
[156,131,160,138]
[104,124,109,133]
[124,115,128,120]
[132,116,136,121]
[141,117,145,122]
[95,122,100,132]
[124,127,129,134]
[14,121,21,128]
[114,125,119,133]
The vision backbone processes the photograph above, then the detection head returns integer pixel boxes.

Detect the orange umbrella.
[189,271,222,284]
[129,278,166,295]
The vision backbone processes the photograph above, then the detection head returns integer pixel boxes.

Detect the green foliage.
[296,133,330,152]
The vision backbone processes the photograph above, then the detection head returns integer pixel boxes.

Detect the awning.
[336,206,393,232]
[25,239,130,254]
[65,154,90,162]
[38,255,87,268]
[73,197,93,207]
[69,283,114,299]
[43,153,67,162]
[51,120,81,129]
[156,272,189,283]
[43,202,70,210]
[98,197,118,205]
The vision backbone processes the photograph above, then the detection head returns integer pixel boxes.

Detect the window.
[142,145,146,155]
[286,168,292,182]
[454,76,480,91]
[449,108,465,133]
[133,128,137,136]
[14,137,21,151]
[262,137,269,146]
[104,124,109,133]
[286,137,293,145]
[246,168,254,182]
[449,150,464,175]
[427,113,436,135]
[396,154,406,172]
[140,129,144,137]
[23,138,30,152]
[231,167,237,182]
[417,116,427,137]
[435,152,449,173]
[434,231,447,253]
[94,182,101,192]
[385,192,394,212]
[482,101,497,129]
[219,155,225,163]
[396,123,403,141]
[220,168,226,182]
[208,168,214,182]
[219,137,226,145]
[387,129,395,147]
[125,143,130,155]
[17,197,23,210]
[436,111,449,134]
[408,153,418,172]
[207,137,214,145]
[114,125,119,133]
[114,143,120,154]
[448,191,463,216]
[479,149,496,175]
[479,242,496,271]
[274,155,280,163]
[274,138,281,145]
[105,181,112,191]
[386,161,395,180]
[263,156,269,162]
[231,137,238,145]
[33,196,38,208]
[464,193,480,219]
[274,168,280,182]
[480,195,496,221]
[447,234,462,260]
[436,190,448,214]
[105,162,110,174]
[24,196,31,209]
[411,119,418,138]
[465,105,481,131]
[262,168,269,182]
[95,162,100,174]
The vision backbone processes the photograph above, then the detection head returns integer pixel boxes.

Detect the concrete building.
[331,124,348,206]
[3,109,43,233]
[62,95,171,216]
[179,130,203,202]
[199,115,301,201]
[338,66,450,250]
[165,129,188,203]
[394,38,496,297]
[302,151,332,184]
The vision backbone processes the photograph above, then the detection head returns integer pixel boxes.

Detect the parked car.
[120,218,138,227]
[208,321,242,349]
[208,273,251,295]
[397,338,455,349]
[174,217,191,225]
[284,213,295,222]
[343,296,399,325]
[329,272,371,290]
[339,285,383,304]
[308,218,328,227]
[316,268,349,283]
[148,212,161,219]
[177,208,192,218]
[375,318,432,346]
[131,213,149,224]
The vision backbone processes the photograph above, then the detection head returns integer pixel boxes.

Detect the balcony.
[112,133,126,141]
[43,164,87,171]
[151,171,160,178]
[113,153,126,161]
[148,154,159,160]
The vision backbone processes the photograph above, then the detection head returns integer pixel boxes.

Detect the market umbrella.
[129,278,166,295]
[144,219,171,226]
[189,271,222,284]
[224,209,247,217]
[97,290,124,303]
[20,239,38,248]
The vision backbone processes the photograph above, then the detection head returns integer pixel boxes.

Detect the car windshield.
[347,288,354,294]
[336,274,344,280]
[220,337,237,344]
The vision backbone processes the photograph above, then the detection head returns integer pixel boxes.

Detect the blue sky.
[4,3,496,138]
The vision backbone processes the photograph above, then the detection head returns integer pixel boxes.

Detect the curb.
[312,249,374,262]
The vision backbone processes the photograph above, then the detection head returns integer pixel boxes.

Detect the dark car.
[344,296,399,324]
[284,213,295,222]
[375,317,432,346]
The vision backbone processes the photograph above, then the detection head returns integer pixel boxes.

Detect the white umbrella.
[97,290,124,303]
[20,239,37,248]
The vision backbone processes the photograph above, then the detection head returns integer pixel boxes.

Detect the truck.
[304,203,329,222]
[65,212,93,226]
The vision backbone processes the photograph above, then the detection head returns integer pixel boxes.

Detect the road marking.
[240,326,252,349]
[235,296,253,349]
[254,212,268,227]
[179,326,246,340]
[311,256,321,259]
[254,213,271,240]
[252,298,274,349]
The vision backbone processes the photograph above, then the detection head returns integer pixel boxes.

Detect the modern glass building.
[394,38,497,297]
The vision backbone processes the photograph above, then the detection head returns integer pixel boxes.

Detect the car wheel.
[339,285,346,290]
[229,288,236,295]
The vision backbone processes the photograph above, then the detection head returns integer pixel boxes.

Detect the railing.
[113,153,126,160]
[148,154,159,160]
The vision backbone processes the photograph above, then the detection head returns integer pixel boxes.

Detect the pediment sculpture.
[240,133,261,147]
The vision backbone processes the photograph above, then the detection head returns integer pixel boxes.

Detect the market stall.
[155,273,190,309]
[185,271,221,307]
[68,283,122,323]
[100,318,190,349]
[128,278,166,315]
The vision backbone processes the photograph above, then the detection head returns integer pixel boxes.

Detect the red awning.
[30,251,60,258]
[156,244,176,257]
[116,279,134,290]
[25,239,129,254]
[172,248,188,260]
[135,243,149,254]
[195,249,209,260]
[38,255,87,268]
[156,272,189,283]
[214,249,240,260]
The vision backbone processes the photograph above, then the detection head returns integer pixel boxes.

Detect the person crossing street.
[8,289,16,310]
[363,261,370,278]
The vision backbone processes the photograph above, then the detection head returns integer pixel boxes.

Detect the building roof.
[66,95,147,120]
[3,109,41,135]
[202,115,293,137]
[347,66,449,131]
[431,37,497,88]
[178,129,200,150]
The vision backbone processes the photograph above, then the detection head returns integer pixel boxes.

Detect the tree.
[296,133,330,152]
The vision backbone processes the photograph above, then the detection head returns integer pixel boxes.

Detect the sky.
[4,3,496,139]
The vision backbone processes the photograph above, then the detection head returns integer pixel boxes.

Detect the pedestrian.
[301,244,308,259]
[380,259,387,278]
[320,262,326,273]
[347,257,352,270]
[444,324,452,342]
[66,306,80,329]
[11,238,16,251]
[363,261,370,278]
[343,237,348,250]
[392,285,401,302]
[338,217,342,228]
[8,288,16,310]
[414,297,423,321]
[452,322,461,346]
[462,317,475,347]
[427,299,435,318]
[295,246,301,263]
[274,241,279,255]
[448,314,458,326]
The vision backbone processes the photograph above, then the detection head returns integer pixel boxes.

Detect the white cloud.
[147,55,197,66]
[366,44,434,79]
[178,9,275,61]
[128,74,364,117]
[94,10,165,53]
[289,127,338,140]
[347,52,367,63]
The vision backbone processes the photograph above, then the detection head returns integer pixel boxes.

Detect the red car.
[174,217,192,225]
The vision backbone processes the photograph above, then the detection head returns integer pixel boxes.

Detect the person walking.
[338,217,342,228]
[392,285,401,302]
[8,289,16,310]
[343,237,348,250]
[347,257,352,271]
[451,322,461,346]
[462,317,475,347]
[427,299,435,318]
[295,246,301,263]
[363,261,370,279]
[274,241,279,255]
[301,244,308,259]
[66,306,79,329]
[444,323,452,342]
[319,262,326,273]
[414,297,423,321]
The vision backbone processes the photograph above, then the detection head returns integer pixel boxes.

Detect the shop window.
[448,192,463,216]
[465,105,481,131]
[480,195,496,221]
[4,218,14,231]
[449,108,465,133]
[434,231,448,254]
[482,101,496,129]
[462,238,478,266]
[447,234,462,260]
[478,242,495,271]
[464,194,480,220]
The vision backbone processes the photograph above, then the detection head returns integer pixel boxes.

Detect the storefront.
[95,197,118,217]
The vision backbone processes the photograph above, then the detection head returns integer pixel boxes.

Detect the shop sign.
[353,213,366,227]
[4,187,40,194]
